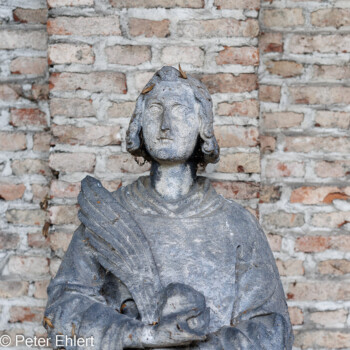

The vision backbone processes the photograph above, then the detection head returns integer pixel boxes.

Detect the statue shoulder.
[222,198,268,243]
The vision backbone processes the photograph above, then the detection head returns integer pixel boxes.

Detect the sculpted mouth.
[157,136,173,141]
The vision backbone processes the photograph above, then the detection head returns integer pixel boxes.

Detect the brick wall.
[0,0,349,348]
[0,0,51,341]
[260,0,350,347]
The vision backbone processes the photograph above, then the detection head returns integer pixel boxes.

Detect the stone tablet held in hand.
[44,66,293,349]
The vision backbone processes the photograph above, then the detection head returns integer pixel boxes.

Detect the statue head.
[126,66,219,166]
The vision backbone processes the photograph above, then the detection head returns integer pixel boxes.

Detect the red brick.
[49,205,79,225]
[216,47,259,66]
[178,19,259,38]
[315,111,350,129]
[0,183,25,200]
[48,43,94,64]
[0,232,20,250]
[10,306,44,323]
[260,135,276,154]
[129,18,170,38]
[0,84,20,101]
[6,209,46,226]
[8,256,49,276]
[259,85,281,103]
[13,8,47,24]
[284,136,350,153]
[50,72,127,93]
[49,232,73,252]
[312,212,350,228]
[134,71,154,91]
[314,65,350,80]
[295,330,350,349]
[276,259,304,276]
[218,153,260,173]
[319,259,350,275]
[31,184,49,202]
[265,160,305,178]
[47,16,121,36]
[52,125,121,146]
[288,307,304,325]
[212,181,259,200]
[50,98,94,117]
[216,100,258,118]
[266,60,303,78]
[10,108,47,127]
[295,236,330,253]
[310,309,347,327]
[315,160,350,178]
[214,125,258,147]
[290,86,350,104]
[259,32,283,53]
[107,154,150,174]
[199,74,257,94]
[27,232,49,249]
[267,234,282,251]
[12,159,51,176]
[31,84,49,100]
[289,34,350,54]
[214,0,259,9]
[287,281,350,301]
[107,101,135,118]
[111,0,203,7]
[50,180,81,198]
[291,186,350,205]
[311,9,350,28]
[33,132,51,152]
[263,211,304,228]
[49,153,96,173]
[0,281,28,298]
[10,57,47,75]
[259,185,281,203]
[161,46,204,67]
[101,180,122,192]
[34,280,50,299]
[0,30,47,50]
[105,45,151,65]
[263,112,303,128]
[263,8,304,27]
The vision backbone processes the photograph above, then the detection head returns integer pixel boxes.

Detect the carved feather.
[78,176,162,324]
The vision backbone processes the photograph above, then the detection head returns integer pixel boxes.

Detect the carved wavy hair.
[126,66,220,166]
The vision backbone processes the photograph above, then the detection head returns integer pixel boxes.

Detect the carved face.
[142,81,200,164]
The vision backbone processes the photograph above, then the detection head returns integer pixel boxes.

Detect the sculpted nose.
[160,109,171,131]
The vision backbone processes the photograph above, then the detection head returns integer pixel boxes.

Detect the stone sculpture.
[44,66,293,349]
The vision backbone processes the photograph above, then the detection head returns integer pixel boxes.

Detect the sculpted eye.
[149,104,163,115]
[172,104,188,114]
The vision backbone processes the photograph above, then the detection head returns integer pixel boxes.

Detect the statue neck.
[150,161,197,201]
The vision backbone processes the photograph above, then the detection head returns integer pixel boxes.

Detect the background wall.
[0,0,348,348]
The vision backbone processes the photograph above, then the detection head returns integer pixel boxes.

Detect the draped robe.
[44,176,293,350]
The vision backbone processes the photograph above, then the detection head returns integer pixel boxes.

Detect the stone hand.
[141,283,210,348]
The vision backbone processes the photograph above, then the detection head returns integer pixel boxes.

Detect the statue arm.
[44,224,146,350]
[201,211,294,350]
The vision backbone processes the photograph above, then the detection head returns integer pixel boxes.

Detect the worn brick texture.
[260,0,350,347]
[0,0,349,348]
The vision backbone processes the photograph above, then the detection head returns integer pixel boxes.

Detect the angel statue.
[44,66,293,350]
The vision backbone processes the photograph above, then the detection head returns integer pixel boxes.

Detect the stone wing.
[78,176,162,324]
